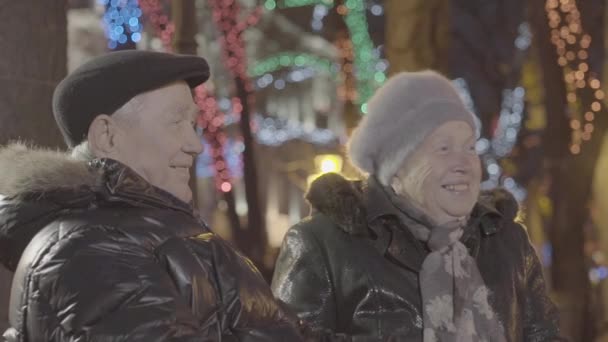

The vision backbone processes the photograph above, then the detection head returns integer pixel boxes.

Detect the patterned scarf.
[382,185,506,342]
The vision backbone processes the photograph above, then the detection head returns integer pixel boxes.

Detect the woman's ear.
[87,114,118,158]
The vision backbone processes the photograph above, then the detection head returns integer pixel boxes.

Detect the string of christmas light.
[340,0,383,113]
[368,1,383,16]
[139,0,175,51]
[207,0,263,192]
[545,0,603,154]
[196,138,244,178]
[99,0,143,49]
[195,87,237,192]
[208,0,262,81]
[263,0,386,114]
[264,0,333,10]
[453,78,527,201]
[335,34,357,102]
[311,4,331,31]
[450,22,531,202]
[250,53,336,78]
[207,99,339,146]
[254,114,338,146]
[139,0,237,192]
[255,67,320,90]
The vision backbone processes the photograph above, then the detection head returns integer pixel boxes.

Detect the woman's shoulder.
[476,188,531,243]
[302,172,370,236]
[286,212,353,248]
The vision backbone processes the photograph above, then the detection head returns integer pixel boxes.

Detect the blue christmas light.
[99,0,142,49]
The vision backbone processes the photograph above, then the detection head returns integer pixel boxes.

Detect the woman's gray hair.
[69,94,143,162]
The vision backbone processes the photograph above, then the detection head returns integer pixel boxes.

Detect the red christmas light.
[140,0,234,192]
[139,0,175,51]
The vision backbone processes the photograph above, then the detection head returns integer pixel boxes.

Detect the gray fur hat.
[347,70,477,185]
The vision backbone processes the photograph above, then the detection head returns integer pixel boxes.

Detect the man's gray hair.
[70,140,96,161]
[70,94,144,161]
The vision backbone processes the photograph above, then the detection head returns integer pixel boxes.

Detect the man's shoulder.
[22,214,136,267]
[19,207,175,269]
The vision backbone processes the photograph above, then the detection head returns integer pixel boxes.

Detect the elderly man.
[0,51,302,341]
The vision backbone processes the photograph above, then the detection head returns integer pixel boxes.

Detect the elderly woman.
[271,71,562,341]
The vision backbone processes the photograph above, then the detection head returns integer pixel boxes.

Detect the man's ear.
[87,114,120,158]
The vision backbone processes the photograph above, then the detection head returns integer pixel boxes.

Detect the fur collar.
[305,172,519,236]
[0,142,99,198]
[0,143,197,272]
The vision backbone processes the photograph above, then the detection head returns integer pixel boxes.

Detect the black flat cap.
[52,50,210,147]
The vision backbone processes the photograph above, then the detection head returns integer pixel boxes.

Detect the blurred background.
[1,0,608,340]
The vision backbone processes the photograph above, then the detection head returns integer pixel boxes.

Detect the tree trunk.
[0,0,68,333]
[385,0,449,75]
[208,0,268,268]
[172,0,197,55]
[530,1,607,340]
[0,1,67,148]
[235,77,268,266]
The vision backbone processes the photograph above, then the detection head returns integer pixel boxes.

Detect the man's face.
[112,81,203,203]
[392,121,481,224]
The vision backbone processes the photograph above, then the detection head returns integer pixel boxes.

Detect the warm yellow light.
[595,90,605,100]
[570,119,581,130]
[567,92,577,103]
[315,154,343,174]
[566,51,576,60]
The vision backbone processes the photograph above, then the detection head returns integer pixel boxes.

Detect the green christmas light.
[343,0,382,110]
[264,0,277,10]
[250,53,336,77]
[261,0,387,114]
[264,0,333,9]
[360,103,368,114]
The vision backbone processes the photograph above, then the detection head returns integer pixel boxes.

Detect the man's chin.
[163,185,193,204]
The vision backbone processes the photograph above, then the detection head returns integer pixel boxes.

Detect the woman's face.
[391,121,481,225]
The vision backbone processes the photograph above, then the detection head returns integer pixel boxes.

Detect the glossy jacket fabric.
[272,173,563,341]
[0,144,302,342]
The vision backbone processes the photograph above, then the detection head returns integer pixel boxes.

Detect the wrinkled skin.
[88,81,202,203]
[391,120,481,225]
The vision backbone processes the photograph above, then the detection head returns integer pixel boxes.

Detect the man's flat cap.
[52,50,210,147]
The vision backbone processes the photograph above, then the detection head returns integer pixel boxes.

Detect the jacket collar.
[365,176,503,236]
[306,173,517,273]
[90,158,195,217]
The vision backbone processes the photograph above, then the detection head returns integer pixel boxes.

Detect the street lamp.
[307,154,343,185]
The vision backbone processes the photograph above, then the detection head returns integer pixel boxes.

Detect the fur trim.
[305,173,369,235]
[478,187,519,222]
[306,173,520,234]
[0,142,98,197]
